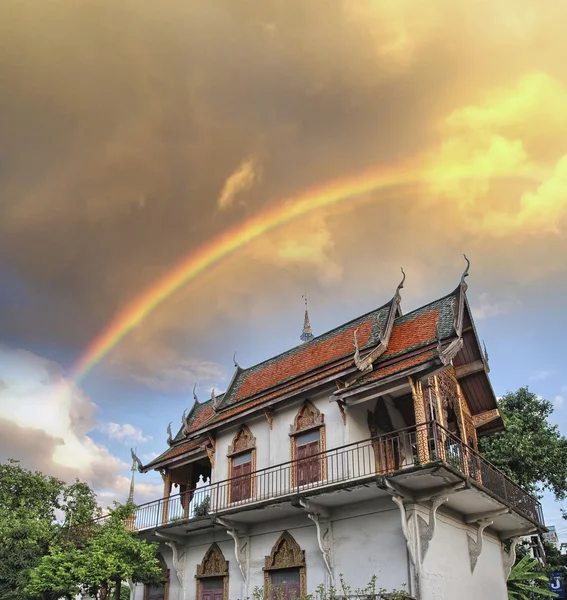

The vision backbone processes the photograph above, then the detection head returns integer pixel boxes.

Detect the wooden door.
[230,451,252,502]
[270,568,301,600]
[200,577,223,600]
[295,429,320,486]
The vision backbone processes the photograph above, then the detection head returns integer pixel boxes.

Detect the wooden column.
[408,377,430,464]
[433,375,447,461]
[160,470,172,525]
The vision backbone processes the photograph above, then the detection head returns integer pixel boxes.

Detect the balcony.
[124,422,544,536]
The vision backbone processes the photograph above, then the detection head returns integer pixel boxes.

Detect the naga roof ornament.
[130,448,143,473]
[395,267,406,304]
[352,268,406,372]
[461,254,470,292]
[193,383,198,403]
[211,388,221,411]
[181,408,190,437]
[233,352,240,369]
[166,422,173,446]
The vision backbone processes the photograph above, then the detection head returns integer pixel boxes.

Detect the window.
[295,429,321,486]
[230,450,253,502]
[227,426,256,503]
[290,401,326,487]
[269,568,301,600]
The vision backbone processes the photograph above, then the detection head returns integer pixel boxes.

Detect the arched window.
[144,555,169,600]
[289,401,326,487]
[195,543,229,600]
[263,531,306,600]
[227,425,256,503]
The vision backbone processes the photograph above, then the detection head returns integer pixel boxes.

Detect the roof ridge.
[232,298,394,376]
[391,288,457,323]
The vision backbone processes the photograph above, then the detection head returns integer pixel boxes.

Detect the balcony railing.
[122,421,543,531]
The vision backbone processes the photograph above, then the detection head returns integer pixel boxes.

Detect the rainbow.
[71,164,539,382]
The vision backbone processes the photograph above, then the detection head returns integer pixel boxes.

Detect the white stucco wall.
[420,508,508,600]
[208,388,354,508]
[135,497,410,600]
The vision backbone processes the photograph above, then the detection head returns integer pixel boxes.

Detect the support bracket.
[216,517,249,583]
[417,495,449,563]
[392,496,417,567]
[155,533,186,589]
[467,519,493,573]
[298,499,333,581]
[502,537,522,580]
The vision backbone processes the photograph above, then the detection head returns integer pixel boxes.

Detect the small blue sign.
[550,572,565,598]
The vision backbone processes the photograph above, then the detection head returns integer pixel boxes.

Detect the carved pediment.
[264,531,305,571]
[290,401,324,435]
[228,425,256,456]
[196,543,228,578]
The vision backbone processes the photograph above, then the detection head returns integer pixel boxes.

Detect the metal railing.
[119,421,543,531]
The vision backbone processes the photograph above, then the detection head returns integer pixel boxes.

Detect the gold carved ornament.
[263,531,307,598]
[289,401,326,487]
[195,543,229,600]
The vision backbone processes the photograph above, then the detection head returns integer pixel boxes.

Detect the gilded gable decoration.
[195,543,229,600]
[290,400,324,435]
[227,425,256,456]
[263,531,307,597]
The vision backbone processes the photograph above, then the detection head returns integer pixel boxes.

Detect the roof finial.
[193,384,198,403]
[166,422,173,446]
[130,447,143,474]
[395,267,406,304]
[233,351,240,369]
[461,254,470,290]
[300,294,314,343]
[397,267,406,291]
[128,449,137,502]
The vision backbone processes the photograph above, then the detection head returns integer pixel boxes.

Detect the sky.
[1,0,567,538]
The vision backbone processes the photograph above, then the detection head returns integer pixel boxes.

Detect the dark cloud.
[0,0,566,389]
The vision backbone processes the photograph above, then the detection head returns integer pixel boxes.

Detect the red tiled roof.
[234,320,374,401]
[384,309,440,357]
[210,363,348,425]
[352,348,438,389]
[189,405,215,432]
[144,438,204,469]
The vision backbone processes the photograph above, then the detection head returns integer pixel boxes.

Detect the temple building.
[128,258,545,600]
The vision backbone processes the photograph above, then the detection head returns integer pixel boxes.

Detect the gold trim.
[289,402,326,488]
[263,531,307,598]
[408,377,430,464]
[195,543,229,600]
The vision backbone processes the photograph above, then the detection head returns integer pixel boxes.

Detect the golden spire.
[300,294,314,343]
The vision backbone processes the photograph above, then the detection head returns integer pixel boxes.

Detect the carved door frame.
[195,543,229,600]
[263,531,307,599]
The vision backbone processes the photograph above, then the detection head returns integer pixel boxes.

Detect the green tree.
[479,387,567,500]
[507,554,557,599]
[28,501,163,600]
[0,460,65,600]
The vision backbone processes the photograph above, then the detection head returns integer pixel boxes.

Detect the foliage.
[507,555,557,600]
[28,501,163,600]
[193,495,210,517]
[0,460,67,600]
[237,575,413,600]
[478,387,567,500]
[0,459,160,600]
